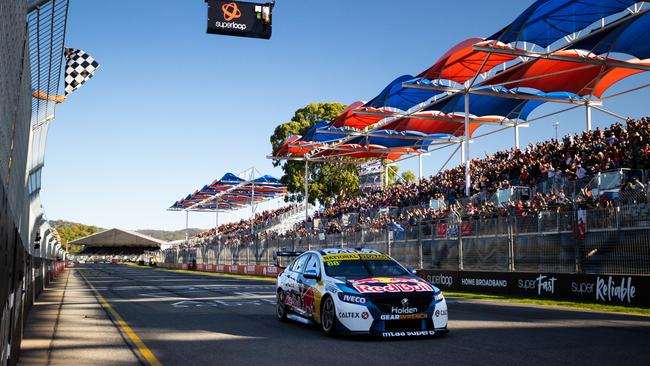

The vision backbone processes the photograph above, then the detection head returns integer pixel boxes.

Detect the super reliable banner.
[419,270,650,307]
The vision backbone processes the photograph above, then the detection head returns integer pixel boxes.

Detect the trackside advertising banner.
[418,270,650,307]
[206,0,273,39]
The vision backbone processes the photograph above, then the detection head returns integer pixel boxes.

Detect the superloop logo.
[215,1,247,31]
[222,2,241,21]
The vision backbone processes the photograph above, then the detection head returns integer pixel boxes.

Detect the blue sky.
[41,0,650,230]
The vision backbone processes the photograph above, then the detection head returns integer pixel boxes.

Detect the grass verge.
[445,291,650,316]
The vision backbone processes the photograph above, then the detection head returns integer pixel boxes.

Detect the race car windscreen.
[322,254,409,278]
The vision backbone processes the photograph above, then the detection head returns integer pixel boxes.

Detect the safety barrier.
[157,203,650,277]
[157,262,280,277]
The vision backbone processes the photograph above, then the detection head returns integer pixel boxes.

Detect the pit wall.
[1,177,66,366]
[1,1,66,364]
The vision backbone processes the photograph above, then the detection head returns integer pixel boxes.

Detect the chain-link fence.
[157,203,650,275]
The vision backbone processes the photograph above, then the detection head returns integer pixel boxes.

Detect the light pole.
[553,121,560,141]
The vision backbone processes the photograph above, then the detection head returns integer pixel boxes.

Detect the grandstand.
[157,0,650,282]
[70,228,165,261]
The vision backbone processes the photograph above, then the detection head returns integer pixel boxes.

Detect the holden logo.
[401,298,409,307]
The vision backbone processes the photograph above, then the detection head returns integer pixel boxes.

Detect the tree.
[401,170,417,183]
[51,221,102,254]
[270,102,361,205]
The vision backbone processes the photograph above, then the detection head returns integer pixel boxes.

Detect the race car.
[275,248,448,337]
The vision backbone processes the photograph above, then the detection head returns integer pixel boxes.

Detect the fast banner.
[419,270,650,307]
[206,0,273,39]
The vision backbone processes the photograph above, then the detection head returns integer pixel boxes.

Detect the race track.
[76,264,650,366]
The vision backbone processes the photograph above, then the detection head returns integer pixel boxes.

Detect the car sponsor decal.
[338,311,370,319]
[350,277,434,294]
[380,313,428,320]
[322,253,390,262]
[321,249,382,255]
[338,293,366,304]
[381,330,435,337]
[434,309,448,317]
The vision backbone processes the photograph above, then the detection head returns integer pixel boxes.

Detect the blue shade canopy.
[572,11,650,59]
[220,172,244,183]
[301,120,330,141]
[170,172,287,211]
[490,0,638,48]
[310,126,354,143]
[349,130,426,148]
[252,175,282,184]
[347,130,455,149]
[365,76,443,111]
[424,87,582,120]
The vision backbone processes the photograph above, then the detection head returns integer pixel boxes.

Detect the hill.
[136,228,203,242]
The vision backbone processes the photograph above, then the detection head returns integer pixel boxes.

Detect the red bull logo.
[351,278,433,294]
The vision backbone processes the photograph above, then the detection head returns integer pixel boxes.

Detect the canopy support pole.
[438,144,462,175]
[304,160,309,222]
[251,179,255,235]
[215,210,219,236]
[464,92,471,197]
[384,164,388,189]
[185,211,189,242]
[590,105,629,122]
[586,103,592,131]
[460,137,466,163]
[514,124,520,149]
[418,154,423,182]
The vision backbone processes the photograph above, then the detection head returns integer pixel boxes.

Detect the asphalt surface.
[75,264,650,366]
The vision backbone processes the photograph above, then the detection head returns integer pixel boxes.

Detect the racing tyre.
[320,296,337,336]
[276,291,288,322]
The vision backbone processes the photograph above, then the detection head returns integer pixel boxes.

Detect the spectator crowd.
[188,118,650,243]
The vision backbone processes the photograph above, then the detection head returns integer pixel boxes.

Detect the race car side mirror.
[303,269,320,280]
[407,267,417,275]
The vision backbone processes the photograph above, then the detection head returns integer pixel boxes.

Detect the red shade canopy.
[419,39,519,83]
[332,106,399,129]
[381,111,487,137]
[485,50,650,97]
[274,135,302,156]
[314,144,418,161]
[275,135,324,156]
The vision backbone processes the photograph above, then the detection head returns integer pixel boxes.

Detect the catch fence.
[157,203,650,275]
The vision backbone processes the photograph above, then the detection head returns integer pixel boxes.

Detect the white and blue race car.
[275,248,448,337]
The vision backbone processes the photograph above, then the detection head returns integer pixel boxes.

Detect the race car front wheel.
[276,290,288,322]
[321,296,336,335]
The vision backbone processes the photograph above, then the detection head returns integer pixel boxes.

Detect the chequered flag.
[64,48,99,95]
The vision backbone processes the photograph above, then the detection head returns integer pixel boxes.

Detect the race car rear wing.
[272,250,303,267]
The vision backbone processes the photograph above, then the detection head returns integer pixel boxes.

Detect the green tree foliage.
[401,170,417,183]
[51,220,103,253]
[271,102,361,205]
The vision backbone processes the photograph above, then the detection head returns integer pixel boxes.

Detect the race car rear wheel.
[320,296,336,335]
[276,290,288,322]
